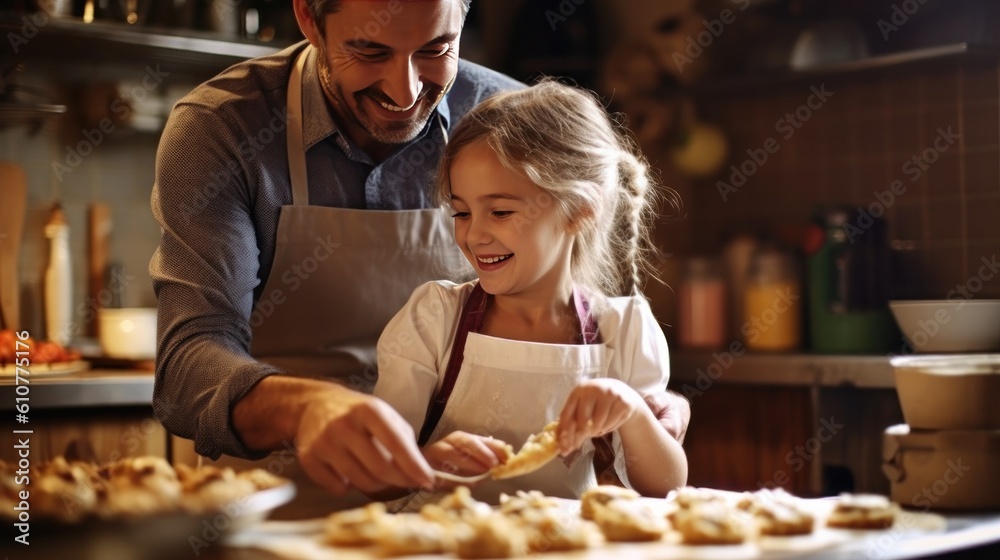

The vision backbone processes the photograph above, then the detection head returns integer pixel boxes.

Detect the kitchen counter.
[0,367,154,410]
[199,508,1000,560]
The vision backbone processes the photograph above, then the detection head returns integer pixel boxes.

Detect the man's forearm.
[233,375,342,451]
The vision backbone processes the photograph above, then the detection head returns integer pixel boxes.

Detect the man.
[152,0,689,508]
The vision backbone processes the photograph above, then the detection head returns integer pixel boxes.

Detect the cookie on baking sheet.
[591,498,669,542]
[490,421,560,480]
[498,489,561,517]
[237,468,288,492]
[422,486,492,524]
[376,513,454,557]
[671,501,753,545]
[98,457,183,518]
[669,486,729,509]
[826,493,897,530]
[175,464,258,514]
[31,458,105,521]
[580,484,640,520]
[454,513,529,559]
[518,507,604,552]
[736,488,814,536]
[324,502,387,547]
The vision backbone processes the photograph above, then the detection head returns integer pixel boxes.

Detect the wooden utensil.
[0,162,27,330]
[87,203,112,337]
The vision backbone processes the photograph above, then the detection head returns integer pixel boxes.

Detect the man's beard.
[316,52,442,146]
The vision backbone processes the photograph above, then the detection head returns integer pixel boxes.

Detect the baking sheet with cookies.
[227,490,947,560]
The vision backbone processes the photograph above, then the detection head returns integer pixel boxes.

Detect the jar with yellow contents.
[743,249,803,352]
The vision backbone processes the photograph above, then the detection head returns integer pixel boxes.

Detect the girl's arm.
[558,378,688,498]
[559,297,688,497]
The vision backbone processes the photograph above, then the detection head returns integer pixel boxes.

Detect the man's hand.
[295,387,436,495]
[643,390,691,444]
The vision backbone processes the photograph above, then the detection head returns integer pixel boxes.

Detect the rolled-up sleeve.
[150,103,278,460]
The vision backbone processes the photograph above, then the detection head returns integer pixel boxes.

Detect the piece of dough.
[490,421,560,480]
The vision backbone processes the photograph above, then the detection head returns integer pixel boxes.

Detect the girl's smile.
[447,140,575,306]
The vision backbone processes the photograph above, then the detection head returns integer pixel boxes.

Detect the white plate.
[0,360,90,377]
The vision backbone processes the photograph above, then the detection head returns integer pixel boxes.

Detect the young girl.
[373,80,687,507]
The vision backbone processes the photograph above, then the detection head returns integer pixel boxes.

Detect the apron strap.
[418,283,488,446]
[416,283,601,446]
[286,47,310,206]
[574,286,601,345]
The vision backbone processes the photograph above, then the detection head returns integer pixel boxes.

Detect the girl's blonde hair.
[437,79,663,298]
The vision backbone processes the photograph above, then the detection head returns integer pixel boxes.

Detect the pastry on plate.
[175,465,257,514]
[826,493,897,529]
[98,457,182,518]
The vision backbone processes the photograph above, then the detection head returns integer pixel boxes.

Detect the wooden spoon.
[0,162,27,330]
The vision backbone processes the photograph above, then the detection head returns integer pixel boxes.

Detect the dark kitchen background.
[2,0,999,497]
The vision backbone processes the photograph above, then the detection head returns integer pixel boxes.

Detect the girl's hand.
[558,378,645,455]
[422,431,509,489]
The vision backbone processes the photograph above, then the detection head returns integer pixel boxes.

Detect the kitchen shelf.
[670,350,896,390]
[0,13,289,80]
[698,42,1000,92]
[0,369,153,409]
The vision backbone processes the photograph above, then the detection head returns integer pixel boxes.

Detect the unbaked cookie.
[826,493,897,530]
[498,490,561,517]
[592,498,669,542]
[737,488,814,536]
[455,513,529,559]
[671,501,752,545]
[581,485,639,520]
[377,513,453,556]
[324,502,388,547]
[518,507,604,552]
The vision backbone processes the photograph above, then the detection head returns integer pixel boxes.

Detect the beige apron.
[174,46,467,519]
[397,286,614,511]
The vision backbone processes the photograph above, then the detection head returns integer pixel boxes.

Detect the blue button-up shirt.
[151,41,522,459]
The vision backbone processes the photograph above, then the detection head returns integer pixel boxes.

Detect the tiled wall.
[684,56,1000,300]
[0,117,162,338]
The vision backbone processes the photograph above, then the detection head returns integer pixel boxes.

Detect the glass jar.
[744,250,802,352]
[677,257,727,350]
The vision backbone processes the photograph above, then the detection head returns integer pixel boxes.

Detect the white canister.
[98,308,157,360]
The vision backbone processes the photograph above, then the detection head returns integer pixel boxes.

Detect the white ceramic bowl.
[890,355,1000,430]
[888,299,1000,353]
[98,307,157,360]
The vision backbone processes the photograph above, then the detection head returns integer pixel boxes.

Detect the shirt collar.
[299,44,452,152]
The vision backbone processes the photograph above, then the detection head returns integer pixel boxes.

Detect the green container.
[806,206,899,354]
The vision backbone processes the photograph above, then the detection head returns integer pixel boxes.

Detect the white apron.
[174,45,467,519]
[401,285,614,510]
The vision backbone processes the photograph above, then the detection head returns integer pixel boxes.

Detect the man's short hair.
[306,0,472,33]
